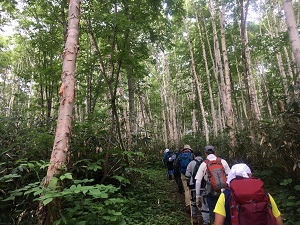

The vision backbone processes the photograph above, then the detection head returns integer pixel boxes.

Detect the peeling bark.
[37,1,81,224]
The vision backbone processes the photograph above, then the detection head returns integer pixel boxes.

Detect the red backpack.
[228,177,277,225]
[205,157,227,195]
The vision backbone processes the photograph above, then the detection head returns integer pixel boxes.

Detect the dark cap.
[204,146,215,153]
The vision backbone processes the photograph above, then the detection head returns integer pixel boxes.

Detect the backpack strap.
[223,189,232,225]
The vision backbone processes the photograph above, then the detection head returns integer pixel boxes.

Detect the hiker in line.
[195,145,230,222]
[163,148,175,180]
[185,150,210,225]
[214,163,284,225]
[174,144,194,211]
[173,147,184,193]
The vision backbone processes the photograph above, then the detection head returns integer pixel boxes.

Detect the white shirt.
[195,154,230,197]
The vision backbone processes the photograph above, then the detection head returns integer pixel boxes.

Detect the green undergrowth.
[121,164,189,225]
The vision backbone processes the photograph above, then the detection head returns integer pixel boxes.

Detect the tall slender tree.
[283,0,300,110]
[183,4,209,143]
[38,1,81,224]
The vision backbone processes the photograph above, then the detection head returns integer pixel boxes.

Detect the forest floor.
[122,162,204,225]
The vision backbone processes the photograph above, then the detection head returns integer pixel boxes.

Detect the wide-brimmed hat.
[183,144,191,150]
[204,145,215,153]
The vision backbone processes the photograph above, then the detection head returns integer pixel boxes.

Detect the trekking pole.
[196,200,202,215]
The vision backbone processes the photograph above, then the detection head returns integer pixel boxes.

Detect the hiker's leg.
[206,195,218,221]
[190,189,198,215]
[201,195,210,225]
[175,172,184,193]
[168,170,173,180]
[167,164,174,180]
[180,173,190,208]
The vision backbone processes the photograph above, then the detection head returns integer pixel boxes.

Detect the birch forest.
[0,0,299,224]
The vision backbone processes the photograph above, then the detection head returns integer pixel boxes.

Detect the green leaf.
[27,162,35,169]
[280,178,292,186]
[60,173,73,180]
[33,189,43,196]
[70,185,76,191]
[112,175,130,185]
[60,213,67,224]
[75,222,86,225]
[294,185,300,191]
[73,178,94,184]
[89,189,101,196]
[48,177,58,188]
[112,211,122,216]
[104,198,124,205]
[43,197,53,205]
[87,163,101,171]
[0,174,21,182]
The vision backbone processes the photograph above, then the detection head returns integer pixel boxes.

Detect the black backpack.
[167,151,176,162]
[192,158,206,192]
[192,159,202,182]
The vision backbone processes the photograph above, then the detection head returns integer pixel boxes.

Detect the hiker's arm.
[213,193,226,225]
[268,194,283,225]
[195,162,205,196]
[185,163,192,178]
[185,163,192,187]
[214,213,225,225]
[221,159,231,174]
[275,216,283,225]
[195,180,201,197]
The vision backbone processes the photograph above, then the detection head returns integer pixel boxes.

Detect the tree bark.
[192,0,218,138]
[218,5,237,149]
[164,53,179,146]
[183,13,209,144]
[37,1,81,224]
[240,0,256,144]
[157,67,169,147]
[283,0,300,110]
[271,0,290,101]
[127,66,137,150]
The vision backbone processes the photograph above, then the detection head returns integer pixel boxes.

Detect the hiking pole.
[196,196,202,223]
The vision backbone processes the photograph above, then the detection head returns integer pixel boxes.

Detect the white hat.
[227,163,252,186]
[164,149,169,153]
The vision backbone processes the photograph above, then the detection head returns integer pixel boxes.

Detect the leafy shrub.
[4,172,126,225]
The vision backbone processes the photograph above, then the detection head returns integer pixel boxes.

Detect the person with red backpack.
[195,146,230,222]
[213,163,283,225]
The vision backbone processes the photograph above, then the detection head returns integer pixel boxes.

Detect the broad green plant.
[5,172,127,225]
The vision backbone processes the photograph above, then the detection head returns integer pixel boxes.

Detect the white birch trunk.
[219,6,237,147]
[271,0,290,100]
[283,0,300,105]
[183,13,209,143]
[192,0,218,138]
[164,54,179,145]
[156,63,169,147]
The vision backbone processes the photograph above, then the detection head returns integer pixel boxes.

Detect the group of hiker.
[162,144,284,225]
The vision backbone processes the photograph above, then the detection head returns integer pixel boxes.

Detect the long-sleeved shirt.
[185,156,203,187]
[195,154,230,197]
